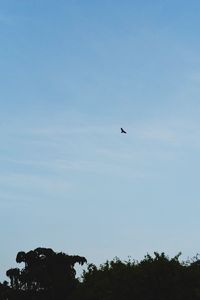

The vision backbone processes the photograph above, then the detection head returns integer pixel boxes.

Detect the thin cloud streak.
[0,172,71,195]
[0,158,148,180]
[2,114,199,148]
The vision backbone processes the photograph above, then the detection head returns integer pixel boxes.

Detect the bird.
[121,127,127,134]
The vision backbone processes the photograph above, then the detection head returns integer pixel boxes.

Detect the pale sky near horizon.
[1,0,200,279]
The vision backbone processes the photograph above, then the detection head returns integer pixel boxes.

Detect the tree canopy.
[3,247,87,300]
[1,248,200,300]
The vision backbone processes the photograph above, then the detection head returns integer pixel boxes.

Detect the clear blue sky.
[1,0,200,279]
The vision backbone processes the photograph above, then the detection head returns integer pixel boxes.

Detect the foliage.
[72,252,200,300]
[4,247,87,300]
[2,249,200,299]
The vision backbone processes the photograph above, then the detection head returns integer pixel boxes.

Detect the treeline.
[1,247,200,299]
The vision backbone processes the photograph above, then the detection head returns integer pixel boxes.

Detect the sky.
[1,0,200,279]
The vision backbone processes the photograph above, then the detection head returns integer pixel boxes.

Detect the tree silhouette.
[3,249,200,300]
[72,252,200,300]
[6,247,87,300]
[6,268,20,290]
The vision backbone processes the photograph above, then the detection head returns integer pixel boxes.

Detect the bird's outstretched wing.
[121,127,127,134]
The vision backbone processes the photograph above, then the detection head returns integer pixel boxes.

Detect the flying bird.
[121,128,127,134]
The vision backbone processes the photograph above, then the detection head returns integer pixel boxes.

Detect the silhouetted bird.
[121,128,127,134]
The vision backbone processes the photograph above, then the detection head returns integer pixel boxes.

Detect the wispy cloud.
[0,172,71,195]
[1,116,200,189]
[0,157,147,180]
[138,127,176,143]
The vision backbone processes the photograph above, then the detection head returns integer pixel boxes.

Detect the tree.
[6,268,20,290]
[73,252,200,300]
[6,247,87,300]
